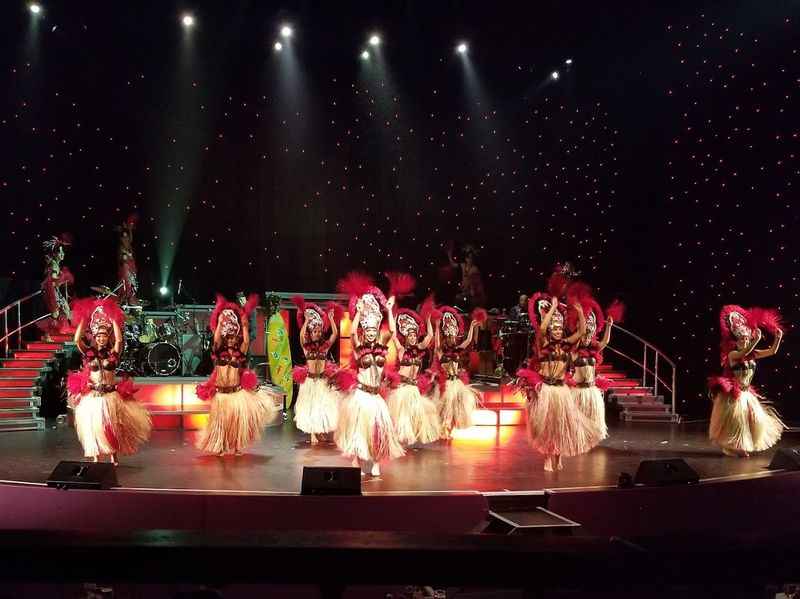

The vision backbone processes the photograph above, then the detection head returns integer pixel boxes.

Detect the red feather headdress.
[439,306,464,337]
[209,293,258,336]
[292,295,330,332]
[70,296,125,340]
[385,272,416,298]
[396,308,424,343]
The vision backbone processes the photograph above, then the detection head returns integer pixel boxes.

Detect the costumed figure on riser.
[195,294,281,456]
[432,304,483,440]
[38,234,75,340]
[67,296,151,463]
[386,275,441,447]
[517,268,602,471]
[291,296,342,444]
[334,272,404,477]
[566,283,625,441]
[117,214,139,305]
[708,305,785,457]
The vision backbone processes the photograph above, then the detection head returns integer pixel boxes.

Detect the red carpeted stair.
[0,332,73,432]
[601,363,680,423]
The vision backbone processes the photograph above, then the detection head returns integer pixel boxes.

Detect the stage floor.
[0,421,797,493]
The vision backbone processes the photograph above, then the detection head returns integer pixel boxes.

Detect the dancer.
[67,297,151,463]
[117,214,139,305]
[335,273,404,476]
[708,305,785,457]
[433,306,482,439]
[292,296,341,444]
[518,292,602,471]
[196,294,279,456]
[39,234,74,340]
[388,306,440,446]
[567,288,620,441]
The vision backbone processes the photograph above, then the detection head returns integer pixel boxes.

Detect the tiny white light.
[360,50,370,61]
[456,42,468,55]
[159,286,169,296]
[274,41,283,52]
[181,13,195,27]
[369,34,381,47]
[565,58,573,65]
[551,70,560,80]
[280,25,293,38]
[29,3,42,14]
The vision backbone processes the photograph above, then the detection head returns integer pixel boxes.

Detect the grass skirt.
[709,389,784,453]
[387,383,441,445]
[197,388,279,455]
[436,378,479,433]
[572,385,608,440]
[335,388,405,462]
[526,383,602,457]
[294,377,340,434]
[74,391,152,458]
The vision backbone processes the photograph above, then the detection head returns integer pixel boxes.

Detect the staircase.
[601,363,680,423]
[0,332,72,431]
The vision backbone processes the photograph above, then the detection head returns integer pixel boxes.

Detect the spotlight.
[551,70,560,80]
[181,13,195,28]
[456,42,468,55]
[29,2,42,14]
[280,24,293,38]
[565,58,573,65]
[360,50,370,61]
[159,286,169,296]
[274,41,283,52]
[369,34,381,47]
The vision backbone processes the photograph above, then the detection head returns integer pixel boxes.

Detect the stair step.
[622,410,679,421]
[0,380,39,388]
[0,407,39,419]
[26,342,62,351]
[0,369,41,378]
[601,372,627,379]
[13,350,58,360]
[0,359,48,368]
[0,418,45,432]
[0,398,39,409]
[620,403,669,412]
[49,334,74,342]
[609,388,654,396]
[606,379,641,388]
[0,388,37,398]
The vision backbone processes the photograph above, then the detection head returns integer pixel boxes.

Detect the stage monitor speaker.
[46,461,118,490]
[633,459,699,487]
[768,448,800,471]
[301,467,361,496]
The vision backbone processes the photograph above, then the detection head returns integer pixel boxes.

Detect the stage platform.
[0,420,796,494]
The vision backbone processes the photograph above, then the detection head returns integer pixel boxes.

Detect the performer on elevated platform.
[68,297,151,464]
[291,296,341,445]
[117,214,139,306]
[39,233,74,341]
[708,305,785,457]
[335,273,404,477]
[196,294,280,456]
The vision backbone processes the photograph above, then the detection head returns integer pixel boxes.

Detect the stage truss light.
[565,58,573,65]
[159,286,169,296]
[280,24,293,38]
[551,70,560,80]
[29,2,42,14]
[360,50,370,61]
[181,13,195,28]
[369,34,381,47]
[274,41,283,52]
[456,42,468,55]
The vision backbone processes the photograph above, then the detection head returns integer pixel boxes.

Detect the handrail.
[0,285,69,357]
[606,323,678,417]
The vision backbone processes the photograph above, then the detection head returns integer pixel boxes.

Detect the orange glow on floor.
[472,408,525,426]
[451,425,516,445]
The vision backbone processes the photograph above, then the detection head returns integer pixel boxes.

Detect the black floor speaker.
[634,459,699,486]
[301,466,361,496]
[768,448,800,471]
[46,461,118,490]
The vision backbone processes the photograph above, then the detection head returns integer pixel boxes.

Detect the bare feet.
[311,434,318,445]
[235,451,243,457]
[371,462,381,477]
[111,454,119,466]
[543,455,554,472]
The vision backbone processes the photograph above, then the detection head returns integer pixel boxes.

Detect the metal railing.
[0,284,70,357]
[605,323,677,416]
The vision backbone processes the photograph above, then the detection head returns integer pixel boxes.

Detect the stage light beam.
[369,34,381,47]
[181,13,195,28]
[280,25,293,38]
[29,3,42,14]
[456,42,468,55]
[159,286,169,296]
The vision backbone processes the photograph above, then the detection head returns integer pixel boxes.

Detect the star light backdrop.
[0,2,796,417]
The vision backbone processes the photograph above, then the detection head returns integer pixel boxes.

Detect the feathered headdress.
[71,297,125,339]
[210,293,258,338]
[337,272,387,330]
[529,293,565,335]
[439,306,464,338]
[385,272,416,298]
[43,233,73,253]
[292,295,329,332]
[396,308,424,342]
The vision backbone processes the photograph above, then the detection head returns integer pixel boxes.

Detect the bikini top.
[303,340,328,361]
[539,341,570,363]
[356,342,387,369]
[84,349,119,372]
[440,346,462,365]
[213,348,247,368]
[573,345,601,367]
[399,345,425,367]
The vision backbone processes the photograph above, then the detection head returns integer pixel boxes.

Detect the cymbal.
[90,285,117,296]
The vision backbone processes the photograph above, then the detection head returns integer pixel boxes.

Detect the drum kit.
[90,284,211,377]
[496,314,534,376]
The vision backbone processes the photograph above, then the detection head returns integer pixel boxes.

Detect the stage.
[0,420,796,494]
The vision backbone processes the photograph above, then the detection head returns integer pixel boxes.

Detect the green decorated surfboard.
[267,310,294,410]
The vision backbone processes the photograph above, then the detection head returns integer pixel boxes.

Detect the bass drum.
[146,342,181,377]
